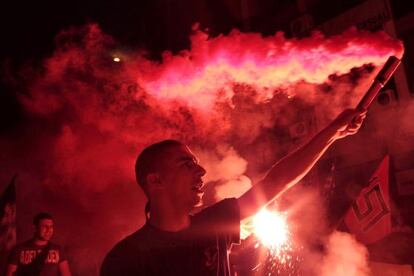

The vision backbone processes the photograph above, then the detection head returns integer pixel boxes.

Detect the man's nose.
[196,164,206,177]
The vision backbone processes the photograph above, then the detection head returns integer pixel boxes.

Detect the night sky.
[0,0,245,133]
[2,0,413,62]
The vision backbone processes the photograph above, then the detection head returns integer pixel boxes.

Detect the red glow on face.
[36,219,54,241]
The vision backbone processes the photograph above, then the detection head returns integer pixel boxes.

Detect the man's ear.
[146,173,162,187]
[146,173,164,196]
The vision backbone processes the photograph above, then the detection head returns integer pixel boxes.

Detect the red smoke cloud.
[140,27,403,108]
[24,25,403,113]
[1,24,404,274]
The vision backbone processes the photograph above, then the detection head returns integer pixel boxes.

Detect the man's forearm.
[237,108,365,219]
[238,125,338,219]
[260,124,337,198]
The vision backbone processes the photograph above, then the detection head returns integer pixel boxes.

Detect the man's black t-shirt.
[101,198,240,276]
[8,240,67,276]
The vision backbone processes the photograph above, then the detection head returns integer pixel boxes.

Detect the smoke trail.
[1,24,404,275]
[320,231,371,276]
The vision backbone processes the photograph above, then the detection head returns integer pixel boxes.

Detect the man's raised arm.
[237,108,366,219]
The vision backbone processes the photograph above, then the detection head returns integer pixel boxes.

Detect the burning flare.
[253,208,289,248]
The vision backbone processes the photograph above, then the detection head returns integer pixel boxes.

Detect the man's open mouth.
[192,180,204,193]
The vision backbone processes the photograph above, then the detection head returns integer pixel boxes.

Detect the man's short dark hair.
[135,140,182,190]
[33,212,53,226]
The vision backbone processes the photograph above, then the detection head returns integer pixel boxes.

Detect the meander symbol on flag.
[344,156,392,244]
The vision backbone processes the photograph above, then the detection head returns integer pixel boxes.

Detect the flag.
[0,174,17,271]
[344,156,392,244]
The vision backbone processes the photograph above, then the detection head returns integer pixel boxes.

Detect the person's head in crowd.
[135,140,206,217]
[33,212,54,243]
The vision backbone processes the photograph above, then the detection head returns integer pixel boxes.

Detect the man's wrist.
[321,124,341,144]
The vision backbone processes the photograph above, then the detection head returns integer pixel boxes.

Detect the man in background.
[5,212,72,276]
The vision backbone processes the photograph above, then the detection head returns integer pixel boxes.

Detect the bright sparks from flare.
[252,209,301,275]
[253,209,289,248]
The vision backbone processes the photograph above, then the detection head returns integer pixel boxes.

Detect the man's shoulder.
[104,226,149,259]
[192,198,240,241]
[101,226,149,275]
[194,198,239,219]
[48,241,63,250]
[12,239,34,251]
